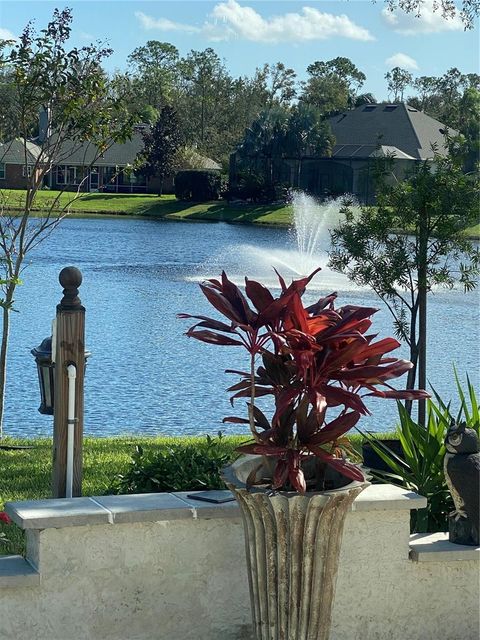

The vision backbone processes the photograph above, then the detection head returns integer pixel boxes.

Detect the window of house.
[22,164,34,178]
[90,167,99,189]
[0,163,5,180]
[56,166,66,185]
[67,166,77,185]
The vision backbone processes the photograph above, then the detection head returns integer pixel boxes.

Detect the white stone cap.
[352,484,427,511]
[5,483,426,530]
[409,532,480,562]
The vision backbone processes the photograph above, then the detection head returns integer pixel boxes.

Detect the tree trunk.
[417,207,429,427]
[0,287,13,439]
[405,302,419,417]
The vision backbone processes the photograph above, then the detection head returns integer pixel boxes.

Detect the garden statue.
[444,420,480,546]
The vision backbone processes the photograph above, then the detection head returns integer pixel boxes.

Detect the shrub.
[362,372,479,533]
[111,434,236,494]
[174,170,221,201]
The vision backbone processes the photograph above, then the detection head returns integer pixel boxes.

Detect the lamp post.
[31,336,54,415]
[31,266,88,498]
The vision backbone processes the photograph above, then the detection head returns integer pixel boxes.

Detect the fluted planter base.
[223,456,367,640]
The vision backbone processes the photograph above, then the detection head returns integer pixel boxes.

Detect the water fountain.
[195,192,354,292]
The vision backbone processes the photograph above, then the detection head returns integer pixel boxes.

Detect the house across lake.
[229,103,455,203]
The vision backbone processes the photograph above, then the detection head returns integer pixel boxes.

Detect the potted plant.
[180,268,428,640]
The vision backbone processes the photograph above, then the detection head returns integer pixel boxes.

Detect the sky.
[0,0,478,100]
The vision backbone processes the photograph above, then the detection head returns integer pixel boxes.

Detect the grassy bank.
[1,189,292,226]
[0,432,395,555]
[2,189,479,237]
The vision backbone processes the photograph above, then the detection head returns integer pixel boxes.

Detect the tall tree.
[385,67,413,102]
[176,48,232,154]
[236,106,290,186]
[259,62,297,108]
[329,150,479,424]
[127,40,179,110]
[301,57,366,115]
[0,8,134,436]
[136,106,183,195]
[282,104,334,186]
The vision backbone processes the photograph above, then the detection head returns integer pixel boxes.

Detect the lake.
[3,216,479,438]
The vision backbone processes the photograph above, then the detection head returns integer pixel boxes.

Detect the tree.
[282,104,334,186]
[457,87,480,172]
[137,106,183,195]
[259,62,297,108]
[0,8,134,436]
[176,48,231,153]
[329,150,479,425]
[301,57,366,115]
[127,40,179,110]
[385,67,413,102]
[236,106,290,187]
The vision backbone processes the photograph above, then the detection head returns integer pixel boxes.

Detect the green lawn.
[2,189,478,237]
[0,189,293,226]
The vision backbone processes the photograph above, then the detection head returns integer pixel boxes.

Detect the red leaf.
[366,389,430,400]
[308,447,365,482]
[288,466,307,494]
[221,271,257,324]
[353,337,401,364]
[274,268,287,291]
[306,292,338,314]
[273,459,289,489]
[272,386,302,426]
[199,283,243,323]
[236,443,287,456]
[177,314,237,334]
[222,416,250,424]
[245,279,275,312]
[322,385,370,415]
[186,329,243,346]
[307,411,361,446]
[248,403,271,430]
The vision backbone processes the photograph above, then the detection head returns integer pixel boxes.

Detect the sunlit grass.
[0,189,292,226]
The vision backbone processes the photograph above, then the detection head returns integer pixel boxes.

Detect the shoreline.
[2,204,479,238]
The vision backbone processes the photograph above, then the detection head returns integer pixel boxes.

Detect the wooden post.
[52,267,85,498]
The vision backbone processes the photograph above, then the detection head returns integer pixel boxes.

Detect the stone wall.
[1,485,478,640]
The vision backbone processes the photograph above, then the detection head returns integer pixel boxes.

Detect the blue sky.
[0,0,478,100]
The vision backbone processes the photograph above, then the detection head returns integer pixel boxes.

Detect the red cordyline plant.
[179,268,429,494]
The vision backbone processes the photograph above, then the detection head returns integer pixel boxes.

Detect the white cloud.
[135,11,200,34]
[385,52,419,70]
[135,1,375,43]
[381,0,463,35]
[209,0,375,42]
[0,27,16,41]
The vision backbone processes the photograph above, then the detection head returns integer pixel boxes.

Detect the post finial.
[59,266,83,308]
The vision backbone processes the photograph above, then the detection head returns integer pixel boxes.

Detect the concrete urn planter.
[222,455,368,640]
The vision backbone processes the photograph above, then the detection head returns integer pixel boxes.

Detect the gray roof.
[49,128,146,167]
[328,104,455,160]
[332,143,416,160]
[0,139,43,164]
[3,129,221,170]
